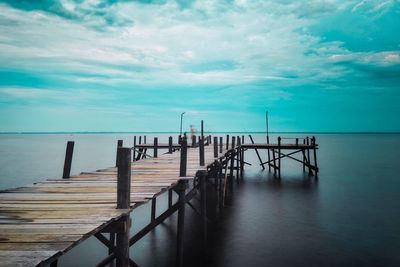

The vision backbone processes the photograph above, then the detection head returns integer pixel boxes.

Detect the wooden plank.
[0,251,59,267]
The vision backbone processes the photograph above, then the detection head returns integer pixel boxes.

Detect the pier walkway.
[0,131,318,267]
[0,136,228,267]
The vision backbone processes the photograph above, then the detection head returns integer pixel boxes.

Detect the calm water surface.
[0,133,399,267]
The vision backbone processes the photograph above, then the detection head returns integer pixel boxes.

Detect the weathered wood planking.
[0,145,226,267]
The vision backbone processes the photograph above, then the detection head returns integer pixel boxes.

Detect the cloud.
[330,51,400,66]
[0,0,399,132]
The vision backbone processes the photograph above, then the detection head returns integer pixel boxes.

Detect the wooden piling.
[229,136,236,182]
[154,137,158,158]
[133,136,137,162]
[117,147,131,208]
[62,141,74,179]
[198,170,207,246]
[116,147,131,267]
[219,136,223,154]
[236,136,241,179]
[151,198,156,224]
[213,136,218,158]
[312,136,318,177]
[266,135,271,171]
[192,135,196,147]
[272,147,277,176]
[199,136,205,166]
[180,138,187,177]
[168,189,173,208]
[176,179,188,267]
[278,136,281,179]
[201,120,204,139]
[302,139,306,172]
[306,136,311,175]
[116,140,123,167]
[169,136,173,153]
[226,134,229,150]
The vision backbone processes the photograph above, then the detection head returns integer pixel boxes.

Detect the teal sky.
[0,0,399,132]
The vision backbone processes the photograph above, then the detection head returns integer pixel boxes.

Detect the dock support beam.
[62,141,74,179]
[278,136,281,179]
[176,179,188,267]
[154,137,158,158]
[199,136,205,166]
[266,135,271,171]
[312,136,318,178]
[169,136,173,153]
[229,136,236,183]
[133,136,136,162]
[213,137,218,158]
[180,138,187,177]
[116,140,123,166]
[198,170,208,246]
[116,147,131,267]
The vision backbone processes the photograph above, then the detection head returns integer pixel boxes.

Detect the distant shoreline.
[0,131,399,135]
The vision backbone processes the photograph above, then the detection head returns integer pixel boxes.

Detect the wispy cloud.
[0,0,399,132]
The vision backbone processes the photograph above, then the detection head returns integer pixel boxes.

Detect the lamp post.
[180,112,185,135]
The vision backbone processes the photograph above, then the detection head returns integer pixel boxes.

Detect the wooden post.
[180,138,187,177]
[306,136,311,175]
[133,136,136,162]
[278,136,281,179]
[168,189,173,208]
[213,136,218,158]
[266,135,271,171]
[229,136,236,182]
[144,136,147,144]
[240,140,244,177]
[116,147,131,267]
[62,141,74,179]
[198,170,207,246]
[201,120,204,140]
[302,138,306,172]
[199,136,205,166]
[176,179,188,267]
[154,137,158,158]
[226,134,229,150]
[117,147,131,208]
[151,198,156,224]
[219,136,223,153]
[116,140,123,166]
[192,135,196,147]
[236,136,240,180]
[312,136,318,177]
[237,137,241,179]
[169,136,173,153]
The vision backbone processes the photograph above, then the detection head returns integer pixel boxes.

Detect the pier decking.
[0,136,228,267]
[0,131,319,267]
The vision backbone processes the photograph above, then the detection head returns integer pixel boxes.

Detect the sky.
[0,0,399,132]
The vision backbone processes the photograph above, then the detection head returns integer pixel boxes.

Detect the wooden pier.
[0,129,318,267]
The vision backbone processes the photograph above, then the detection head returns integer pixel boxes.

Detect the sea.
[0,133,399,267]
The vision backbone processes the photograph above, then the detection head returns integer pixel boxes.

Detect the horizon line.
[1,131,399,135]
